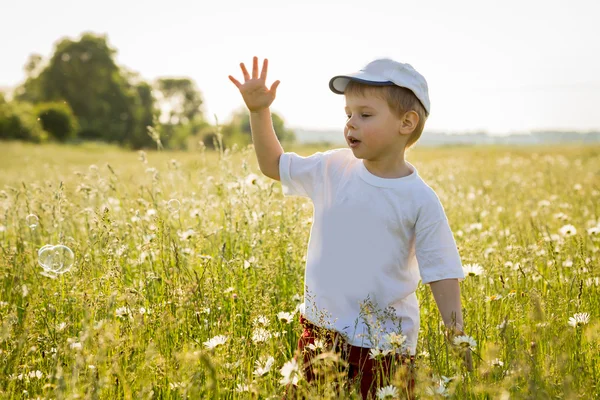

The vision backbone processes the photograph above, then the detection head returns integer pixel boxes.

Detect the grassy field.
[0,141,599,399]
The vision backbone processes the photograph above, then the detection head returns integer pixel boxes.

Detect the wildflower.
[369,347,392,359]
[559,224,577,236]
[115,306,133,320]
[383,332,407,349]
[203,334,228,349]
[252,327,272,343]
[244,173,260,187]
[485,294,503,302]
[453,335,477,349]
[70,342,82,350]
[377,385,399,399]
[28,370,43,379]
[277,311,294,323]
[587,226,600,236]
[177,229,195,240]
[291,294,302,302]
[462,263,483,276]
[426,379,449,397]
[562,259,573,267]
[306,339,326,351]
[491,358,504,367]
[252,315,270,327]
[279,358,301,386]
[567,312,590,328]
[235,383,250,392]
[253,356,275,377]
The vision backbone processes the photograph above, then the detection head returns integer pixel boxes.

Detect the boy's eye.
[361,114,371,118]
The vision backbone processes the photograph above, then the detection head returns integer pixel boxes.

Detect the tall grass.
[0,141,598,399]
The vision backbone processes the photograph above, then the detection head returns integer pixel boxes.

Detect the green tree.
[35,102,79,142]
[155,78,203,125]
[14,32,155,147]
[219,108,295,148]
[0,101,45,142]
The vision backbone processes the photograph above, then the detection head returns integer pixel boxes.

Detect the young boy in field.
[229,57,472,399]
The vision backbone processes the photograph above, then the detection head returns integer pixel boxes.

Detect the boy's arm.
[249,109,283,181]
[429,278,464,333]
[229,56,283,181]
[429,278,473,370]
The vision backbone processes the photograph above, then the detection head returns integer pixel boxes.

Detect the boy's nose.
[346,117,357,130]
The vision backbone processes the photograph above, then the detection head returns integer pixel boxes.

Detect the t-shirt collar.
[358,160,418,188]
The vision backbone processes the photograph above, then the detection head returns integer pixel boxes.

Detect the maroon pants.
[283,314,416,399]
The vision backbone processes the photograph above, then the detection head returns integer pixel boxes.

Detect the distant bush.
[35,102,79,142]
[0,101,46,142]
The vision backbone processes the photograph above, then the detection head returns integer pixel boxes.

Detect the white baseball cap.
[329,58,430,115]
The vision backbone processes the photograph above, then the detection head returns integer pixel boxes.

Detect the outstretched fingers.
[252,56,259,79]
[228,75,242,88]
[240,62,250,81]
[270,80,280,95]
[260,58,269,80]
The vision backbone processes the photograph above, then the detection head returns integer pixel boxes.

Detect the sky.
[1,0,599,135]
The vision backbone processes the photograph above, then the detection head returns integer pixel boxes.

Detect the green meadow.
[0,141,598,399]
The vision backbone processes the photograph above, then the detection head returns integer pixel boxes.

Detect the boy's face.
[344,93,406,161]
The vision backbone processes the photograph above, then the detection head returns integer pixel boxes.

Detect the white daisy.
[279,358,301,386]
[253,356,275,377]
[203,334,228,350]
[306,338,326,351]
[115,306,133,320]
[377,385,399,399]
[277,311,294,323]
[252,315,270,327]
[485,294,503,302]
[383,332,407,348]
[462,263,484,276]
[587,226,600,236]
[567,312,590,328]
[453,335,477,349]
[491,358,504,367]
[559,224,577,237]
[235,383,250,393]
[252,327,272,343]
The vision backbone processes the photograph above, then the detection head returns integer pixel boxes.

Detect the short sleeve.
[279,151,325,199]
[415,201,464,284]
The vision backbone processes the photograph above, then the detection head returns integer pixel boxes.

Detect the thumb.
[270,80,281,96]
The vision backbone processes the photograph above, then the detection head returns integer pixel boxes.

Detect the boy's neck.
[363,155,411,179]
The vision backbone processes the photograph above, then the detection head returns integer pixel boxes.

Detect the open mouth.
[348,137,361,144]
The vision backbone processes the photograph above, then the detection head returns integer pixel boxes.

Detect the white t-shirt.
[279,148,464,355]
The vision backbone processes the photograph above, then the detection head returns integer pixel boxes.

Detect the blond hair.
[345,81,427,149]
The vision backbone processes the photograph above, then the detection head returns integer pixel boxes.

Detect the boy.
[229,57,472,399]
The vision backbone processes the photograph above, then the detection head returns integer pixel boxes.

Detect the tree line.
[0,32,295,150]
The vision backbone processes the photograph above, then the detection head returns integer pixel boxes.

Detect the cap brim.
[329,72,393,94]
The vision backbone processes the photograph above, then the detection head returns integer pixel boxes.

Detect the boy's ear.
[399,110,419,135]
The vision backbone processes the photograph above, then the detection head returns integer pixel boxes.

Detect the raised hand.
[229,56,280,112]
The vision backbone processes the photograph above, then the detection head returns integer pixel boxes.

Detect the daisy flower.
[559,224,577,237]
[306,339,326,351]
[203,334,228,350]
[253,356,275,377]
[252,315,270,327]
[567,312,590,328]
[453,335,477,349]
[462,263,484,276]
[251,327,272,343]
[277,311,294,323]
[279,358,301,386]
[383,332,407,348]
[377,385,399,399]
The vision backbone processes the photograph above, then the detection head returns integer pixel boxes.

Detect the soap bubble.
[167,199,181,213]
[38,244,74,275]
[26,214,39,229]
